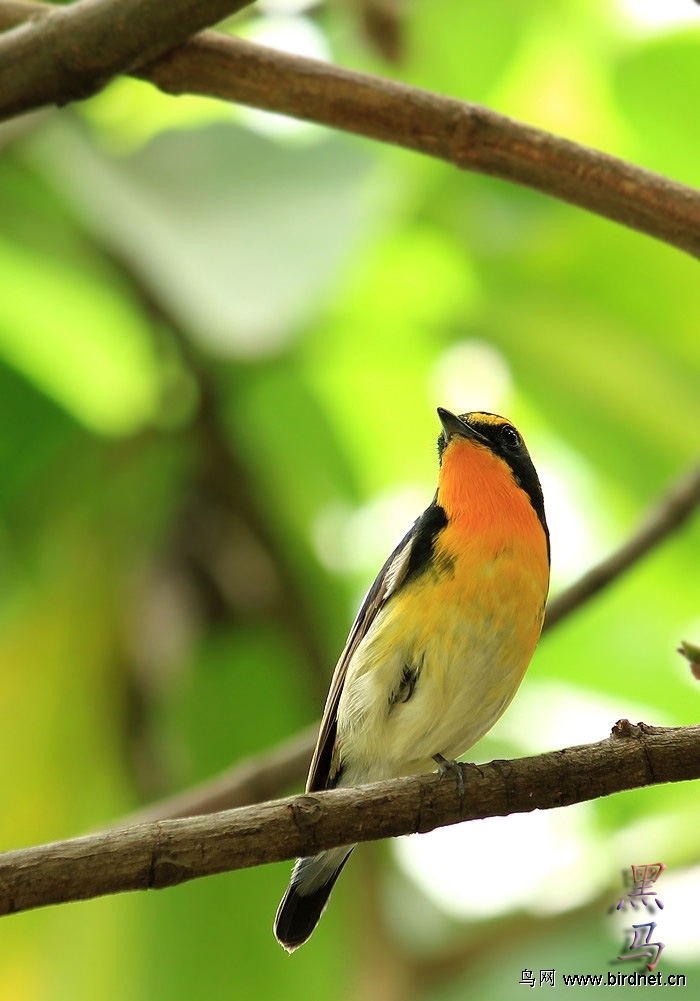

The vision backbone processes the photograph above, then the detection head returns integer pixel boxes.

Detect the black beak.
[437,408,478,442]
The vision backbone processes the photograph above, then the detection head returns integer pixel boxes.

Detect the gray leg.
[433,753,465,813]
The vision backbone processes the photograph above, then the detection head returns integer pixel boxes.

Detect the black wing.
[305,499,447,792]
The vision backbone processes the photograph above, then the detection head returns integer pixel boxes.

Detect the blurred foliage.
[0,0,699,998]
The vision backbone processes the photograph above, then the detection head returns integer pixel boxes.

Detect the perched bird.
[274,408,550,952]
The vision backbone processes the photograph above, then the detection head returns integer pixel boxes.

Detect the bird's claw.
[433,753,465,813]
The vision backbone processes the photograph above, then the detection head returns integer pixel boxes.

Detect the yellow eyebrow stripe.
[463,412,510,427]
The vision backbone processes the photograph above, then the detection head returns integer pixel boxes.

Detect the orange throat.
[436,437,549,590]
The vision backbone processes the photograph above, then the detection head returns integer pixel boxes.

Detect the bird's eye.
[499,424,521,449]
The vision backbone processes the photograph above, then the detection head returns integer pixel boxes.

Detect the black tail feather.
[274,849,353,952]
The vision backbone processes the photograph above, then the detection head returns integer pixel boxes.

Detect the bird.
[274,408,550,952]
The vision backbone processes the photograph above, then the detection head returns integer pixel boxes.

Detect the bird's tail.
[274,844,355,952]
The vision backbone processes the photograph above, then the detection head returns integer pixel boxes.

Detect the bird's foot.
[433,753,465,813]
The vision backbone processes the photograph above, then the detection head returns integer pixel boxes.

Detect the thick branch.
[1,721,698,917]
[0,0,252,120]
[1,6,700,258]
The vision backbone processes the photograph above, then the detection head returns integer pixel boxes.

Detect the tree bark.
[0,721,698,918]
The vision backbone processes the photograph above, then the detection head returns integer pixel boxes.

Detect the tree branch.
[1,1,698,925]
[142,34,700,259]
[544,459,700,630]
[1,721,698,918]
[112,457,700,823]
[118,724,318,827]
[0,0,253,120]
[1,5,700,258]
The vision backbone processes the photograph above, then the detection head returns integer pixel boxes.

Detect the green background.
[0,0,698,996]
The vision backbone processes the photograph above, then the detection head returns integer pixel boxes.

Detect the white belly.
[335,561,544,784]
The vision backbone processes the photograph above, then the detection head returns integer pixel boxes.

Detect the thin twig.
[1,5,699,257]
[1,721,698,918]
[119,724,317,827]
[544,460,700,630]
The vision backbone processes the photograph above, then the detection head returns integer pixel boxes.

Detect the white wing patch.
[304,520,418,792]
[381,535,414,602]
